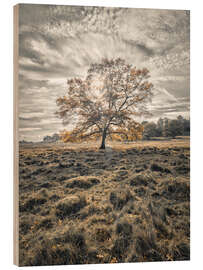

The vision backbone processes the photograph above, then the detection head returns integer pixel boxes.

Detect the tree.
[56,58,154,149]
[157,118,164,136]
[163,117,170,137]
[183,119,190,135]
[43,133,60,143]
[110,122,144,142]
[143,122,158,140]
[168,119,184,138]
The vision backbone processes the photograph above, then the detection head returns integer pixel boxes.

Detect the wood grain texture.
[13,4,19,266]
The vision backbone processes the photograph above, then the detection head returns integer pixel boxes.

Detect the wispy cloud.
[18,4,190,141]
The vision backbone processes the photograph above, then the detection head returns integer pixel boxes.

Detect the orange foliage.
[56,58,153,148]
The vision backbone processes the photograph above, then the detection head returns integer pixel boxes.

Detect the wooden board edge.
[13,4,19,266]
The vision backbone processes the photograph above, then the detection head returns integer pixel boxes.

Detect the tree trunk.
[99,129,107,149]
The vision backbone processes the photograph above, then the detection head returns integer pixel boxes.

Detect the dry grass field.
[18,138,190,266]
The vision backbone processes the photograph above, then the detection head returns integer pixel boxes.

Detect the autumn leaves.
[56,58,154,148]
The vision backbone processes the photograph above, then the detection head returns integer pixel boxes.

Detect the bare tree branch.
[56,58,154,148]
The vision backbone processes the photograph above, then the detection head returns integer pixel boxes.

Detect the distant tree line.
[142,115,190,140]
[41,116,189,144]
[43,133,60,143]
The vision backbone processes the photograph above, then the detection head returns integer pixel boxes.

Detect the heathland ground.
[19,138,190,266]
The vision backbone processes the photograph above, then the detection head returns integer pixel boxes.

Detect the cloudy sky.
[18,4,190,142]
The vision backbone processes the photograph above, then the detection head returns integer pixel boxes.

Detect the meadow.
[19,138,190,266]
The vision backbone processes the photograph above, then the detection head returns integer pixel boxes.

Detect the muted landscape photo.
[17,4,190,266]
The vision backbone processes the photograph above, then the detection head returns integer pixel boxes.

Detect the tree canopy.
[56,58,154,149]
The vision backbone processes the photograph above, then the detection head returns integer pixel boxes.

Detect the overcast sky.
[18,4,190,142]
